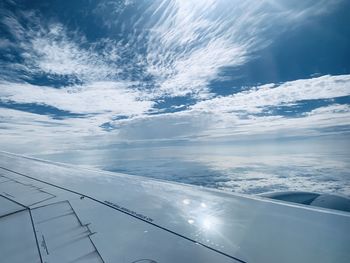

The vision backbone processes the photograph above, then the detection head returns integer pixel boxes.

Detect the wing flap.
[0,201,41,263]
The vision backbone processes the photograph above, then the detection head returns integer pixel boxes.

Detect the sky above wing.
[0,0,350,196]
[1,0,350,152]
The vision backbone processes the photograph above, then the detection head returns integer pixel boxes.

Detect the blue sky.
[0,0,349,155]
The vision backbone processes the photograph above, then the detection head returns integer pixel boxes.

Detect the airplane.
[0,151,349,263]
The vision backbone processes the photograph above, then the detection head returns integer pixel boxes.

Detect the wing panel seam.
[0,166,246,263]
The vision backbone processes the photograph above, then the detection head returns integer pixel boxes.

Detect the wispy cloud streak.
[141,0,339,97]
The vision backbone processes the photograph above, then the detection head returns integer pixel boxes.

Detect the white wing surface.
[0,151,349,263]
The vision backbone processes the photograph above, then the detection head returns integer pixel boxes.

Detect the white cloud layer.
[0,81,153,116]
[111,104,350,142]
[110,74,350,141]
[191,74,350,114]
[1,74,349,146]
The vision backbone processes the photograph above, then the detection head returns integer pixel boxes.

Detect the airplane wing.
[0,151,349,263]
